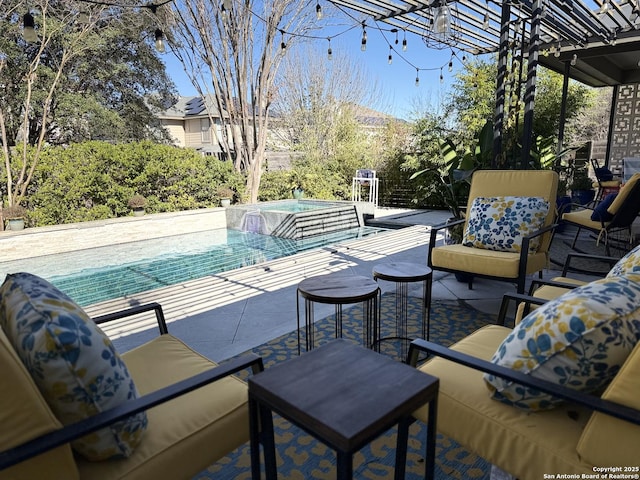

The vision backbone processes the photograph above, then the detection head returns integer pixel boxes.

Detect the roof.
[329,0,640,87]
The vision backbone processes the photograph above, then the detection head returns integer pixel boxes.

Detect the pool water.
[1,226,383,307]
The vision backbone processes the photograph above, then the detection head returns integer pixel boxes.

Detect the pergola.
[329,0,640,167]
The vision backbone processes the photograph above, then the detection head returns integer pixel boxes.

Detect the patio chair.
[409,275,640,479]
[561,173,640,256]
[427,169,558,293]
[590,158,621,204]
[0,273,263,480]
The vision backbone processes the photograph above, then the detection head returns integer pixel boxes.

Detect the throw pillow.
[607,243,640,278]
[462,196,550,253]
[484,275,640,411]
[0,272,147,460]
[594,167,614,181]
[590,192,617,222]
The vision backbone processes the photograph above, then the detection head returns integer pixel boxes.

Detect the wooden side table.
[248,339,439,480]
[373,262,433,360]
[296,273,380,354]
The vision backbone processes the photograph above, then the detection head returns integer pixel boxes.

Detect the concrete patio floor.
[1,206,604,362]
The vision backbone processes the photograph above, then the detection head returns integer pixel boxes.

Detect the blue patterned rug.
[194,295,496,479]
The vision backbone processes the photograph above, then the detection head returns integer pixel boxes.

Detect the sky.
[161,11,465,121]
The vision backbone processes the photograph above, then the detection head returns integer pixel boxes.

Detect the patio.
[0,207,606,362]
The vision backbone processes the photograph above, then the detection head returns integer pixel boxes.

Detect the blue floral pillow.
[0,273,147,460]
[484,275,640,411]
[463,196,550,253]
[607,243,640,278]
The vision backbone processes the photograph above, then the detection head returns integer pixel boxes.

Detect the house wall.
[162,119,186,147]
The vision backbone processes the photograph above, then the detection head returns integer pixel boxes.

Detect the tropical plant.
[410,119,493,219]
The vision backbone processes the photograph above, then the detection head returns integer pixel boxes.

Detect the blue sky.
[162,18,462,120]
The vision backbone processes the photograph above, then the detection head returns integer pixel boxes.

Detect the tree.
[0,0,176,222]
[166,0,315,203]
[445,57,593,166]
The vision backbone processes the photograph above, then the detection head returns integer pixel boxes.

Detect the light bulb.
[361,29,367,51]
[23,13,38,43]
[327,47,332,60]
[388,51,393,64]
[571,53,577,66]
[434,5,451,34]
[482,12,490,29]
[448,60,453,72]
[316,2,323,20]
[402,37,407,51]
[440,69,444,83]
[415,71,420,87]
[154,29,166,53]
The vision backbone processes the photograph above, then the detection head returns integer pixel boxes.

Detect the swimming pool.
[0,226,384,307]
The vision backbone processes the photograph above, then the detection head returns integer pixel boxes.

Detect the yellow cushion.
[0,326,79,480]
[577,343,640,466]
[608,172,640,214]
[562,208,607,229]
[533,276,587,301]
[76,334,249,480]
[431,243,548,278]
[414,325,593,478]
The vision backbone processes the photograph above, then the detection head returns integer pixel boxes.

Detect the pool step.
[271,206,361,239]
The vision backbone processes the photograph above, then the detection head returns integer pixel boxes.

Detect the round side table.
[372,262,433,360]
[296,273,380,355]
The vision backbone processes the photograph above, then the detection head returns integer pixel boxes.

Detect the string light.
[554,40,561,57]
[482,0,490,28]
[154,28,166,53]
[23,12,38,43]
[221,0,231,17]
[462,53,467,62]
[280,30,286,51]
[570,53,577,65]
[33,0,460,91]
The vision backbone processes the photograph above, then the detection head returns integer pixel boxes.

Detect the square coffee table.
[248,338,439,480]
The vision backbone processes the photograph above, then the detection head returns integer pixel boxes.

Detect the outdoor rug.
[194,295,498,480]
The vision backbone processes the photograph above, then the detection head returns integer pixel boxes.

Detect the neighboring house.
[158,95,406,169]
[157,95,231,158]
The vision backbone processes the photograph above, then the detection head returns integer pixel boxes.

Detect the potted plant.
[2,205,27,231]
[288,170,311,199]
[128,194,147,216]
[569,170,595,206]
[217,186,235,207]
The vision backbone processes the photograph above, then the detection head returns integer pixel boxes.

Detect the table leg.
[248,396,261,480]
[424,274,432,341]
[249,397,277,480]
[297,290,301,355]
[336,451,353,480]
[425,397,438,480]
[335,303,343,339]
[394,417,410,480]
[306,298,315,351]
[396,280,409,360]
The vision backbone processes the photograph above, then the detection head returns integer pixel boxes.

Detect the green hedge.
[13,141,245,227]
